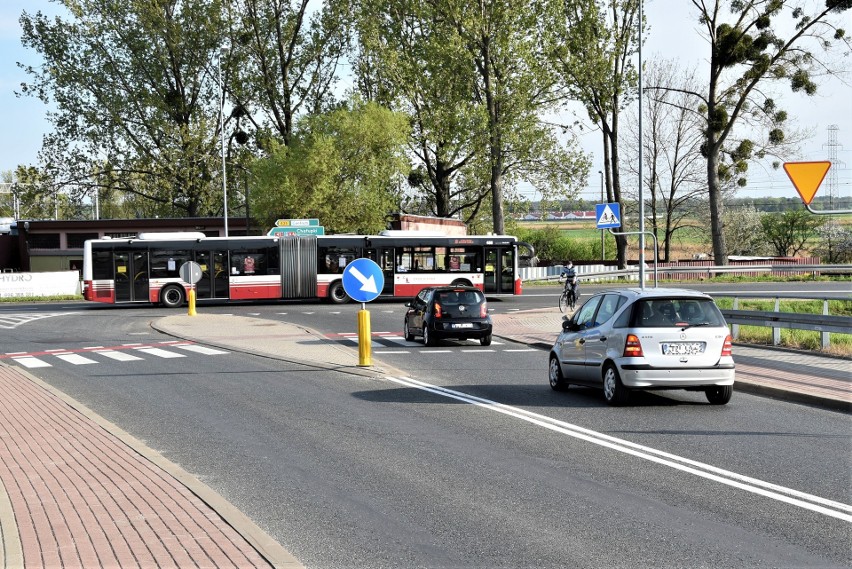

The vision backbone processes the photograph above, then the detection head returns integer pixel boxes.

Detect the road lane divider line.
[385,375,852,522]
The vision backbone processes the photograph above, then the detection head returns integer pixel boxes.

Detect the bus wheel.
[328,281,350,304]
[450,279,472,287]
[161,285,185,308]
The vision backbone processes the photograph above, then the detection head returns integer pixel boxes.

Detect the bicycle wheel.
[558,291,569,313]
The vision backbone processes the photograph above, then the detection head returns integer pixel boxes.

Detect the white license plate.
[662,342,705,355]
[452,323,474,329]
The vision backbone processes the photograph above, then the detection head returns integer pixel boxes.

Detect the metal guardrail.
[721,308,852,349]
[519,263,852,283]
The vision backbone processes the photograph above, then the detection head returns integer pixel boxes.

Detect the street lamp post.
[599,170,605,260]
[218,47,229,237]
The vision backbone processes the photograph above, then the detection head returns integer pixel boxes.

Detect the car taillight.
[721,334,733,356]
[434,302,442,318]
[480,301,487,317]
[623,334,643,357]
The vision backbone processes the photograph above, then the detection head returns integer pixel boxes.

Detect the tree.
[19,0,231,218]
[250,99,410,233]
[760,208,824,257]
[813,218,852,263]
[433,0,590,234]
[227,0,350,146]
[353,0,487,222]
[718,204,771,256]
[623,60,709,261]
[553,0,640,269]
[687,0,850,264]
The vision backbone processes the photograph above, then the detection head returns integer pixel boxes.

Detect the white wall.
[0,271,80,298]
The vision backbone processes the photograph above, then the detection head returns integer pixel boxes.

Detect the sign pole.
[358,302,371,367]
[188,285,197,316]
[340,258,384,367]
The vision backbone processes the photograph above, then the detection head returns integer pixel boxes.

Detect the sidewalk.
[1,309,849,568]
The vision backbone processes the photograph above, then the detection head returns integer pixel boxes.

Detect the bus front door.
[114,251,149,302]
[195,251,229,300]
[484,247,515,294]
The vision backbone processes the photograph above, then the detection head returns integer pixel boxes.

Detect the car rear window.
[436,290,483,305]
[631,298,726,327]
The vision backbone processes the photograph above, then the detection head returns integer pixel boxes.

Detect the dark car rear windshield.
[631,298,726,327]
[436,290,484,305]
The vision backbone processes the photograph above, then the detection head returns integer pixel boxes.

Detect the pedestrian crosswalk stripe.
[94,350,144,362]
[55,353,98,365]
[174,344,229,355]
[134,347,186,358]
[13,356,51,368]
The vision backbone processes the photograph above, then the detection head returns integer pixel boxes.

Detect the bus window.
[92,250,113,280]
[151,249,190,279]
[448,248,480,272]
[400,246,434,271]
[319,246,358,274]
[230,250,268,275]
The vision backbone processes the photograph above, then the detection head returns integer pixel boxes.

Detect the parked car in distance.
[548,287,735,405]
[404,286,493,346]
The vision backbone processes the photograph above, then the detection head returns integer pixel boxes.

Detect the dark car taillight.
[434,302,443,318]
[623,334,644,357]
[721,334,733,356]
[480,301,487,318]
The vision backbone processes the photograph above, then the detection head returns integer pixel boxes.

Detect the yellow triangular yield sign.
[783,161,831,205]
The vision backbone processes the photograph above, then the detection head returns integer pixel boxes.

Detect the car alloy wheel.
[705,385,733,405]
[404,319,415,341]
[548,357,567,391]
[603,364,629,406]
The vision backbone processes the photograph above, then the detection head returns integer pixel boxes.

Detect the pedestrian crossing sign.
[595,203,621,229]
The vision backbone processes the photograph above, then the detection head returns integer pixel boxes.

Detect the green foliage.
[759,209,825,257]
[513,225,606,264]
[249,99,410,234]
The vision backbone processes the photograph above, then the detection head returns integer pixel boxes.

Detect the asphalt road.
[1,285,850,568]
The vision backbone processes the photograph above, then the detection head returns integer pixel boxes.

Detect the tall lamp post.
[218,46,229,237]
[598,170,605,260]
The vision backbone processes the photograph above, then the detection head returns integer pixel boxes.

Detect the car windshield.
[632,298,725,327]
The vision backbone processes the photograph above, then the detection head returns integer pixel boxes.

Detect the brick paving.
[0,365,279,569]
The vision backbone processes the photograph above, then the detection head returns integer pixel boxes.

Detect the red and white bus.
[82,231,530,307]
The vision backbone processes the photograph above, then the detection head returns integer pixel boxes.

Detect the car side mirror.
[405,302,413,308]
[562,318,574,331]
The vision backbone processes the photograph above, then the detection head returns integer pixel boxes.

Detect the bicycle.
[558,276,578,313]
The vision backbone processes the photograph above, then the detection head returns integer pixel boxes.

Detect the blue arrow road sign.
[342,258,385,303]
[595,202,621,229]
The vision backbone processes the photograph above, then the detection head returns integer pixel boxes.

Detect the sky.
[1,0,850,203]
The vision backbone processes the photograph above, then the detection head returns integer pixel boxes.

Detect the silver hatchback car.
[548,288,735,405]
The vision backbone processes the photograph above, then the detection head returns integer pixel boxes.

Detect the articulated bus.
[82,231,529,307]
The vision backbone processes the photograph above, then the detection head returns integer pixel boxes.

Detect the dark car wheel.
[160,284,185,308]
[480,333,492,346]
[423,325,436,347]
[602,364,630,406]
[328,281,349,304]
[705,385,733,405]
[404,318,415,341]
[548,356,568,391]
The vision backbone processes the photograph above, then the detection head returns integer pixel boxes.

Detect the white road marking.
[55,353,98,365]
[12,357,51,368]
[94,350,144,362]
[385,375,852,523]
[134,347,186,359]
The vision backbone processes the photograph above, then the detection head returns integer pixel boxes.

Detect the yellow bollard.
[188,287,197,316]
[357,308,371,366]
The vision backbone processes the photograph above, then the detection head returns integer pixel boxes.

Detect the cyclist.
[559,261,580,311]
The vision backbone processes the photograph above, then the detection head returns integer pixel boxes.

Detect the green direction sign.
[267,226,325,236]
[275,218,320,227]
